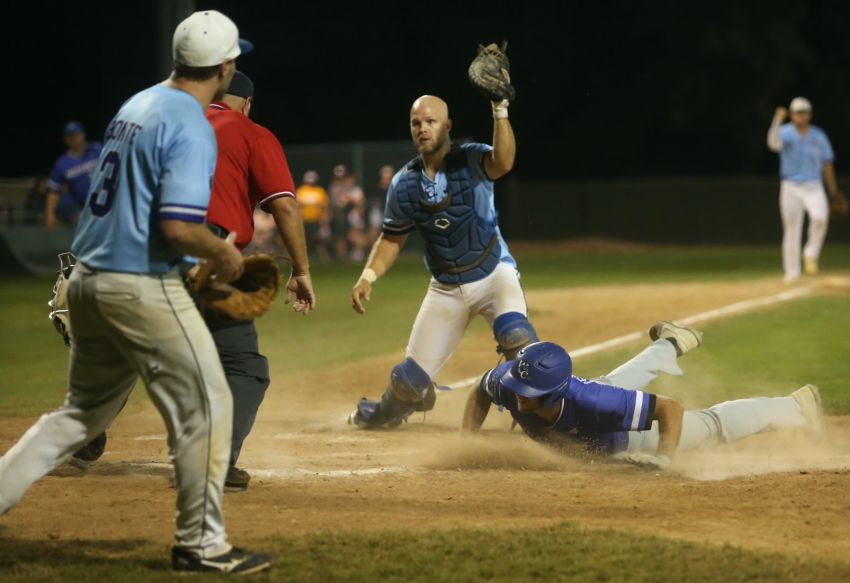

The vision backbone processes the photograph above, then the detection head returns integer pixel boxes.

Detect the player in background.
[349,94,534,429]
[0,11,272,574]
[463,322,824,470]
[203,71,315,491]
[296,170,331,263]
[366,165,394,244]
[45,121,102,229]
[767,98,849,282]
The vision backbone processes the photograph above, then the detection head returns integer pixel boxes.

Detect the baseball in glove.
[468,41,516,102]
[190,255,281,321]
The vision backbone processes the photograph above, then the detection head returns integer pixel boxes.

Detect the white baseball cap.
[172,10,252,67]
[789,97,812,113]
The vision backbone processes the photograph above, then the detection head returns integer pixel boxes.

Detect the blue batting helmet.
[493,342,572,407]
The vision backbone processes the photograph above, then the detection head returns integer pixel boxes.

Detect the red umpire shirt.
[205,102,296,248]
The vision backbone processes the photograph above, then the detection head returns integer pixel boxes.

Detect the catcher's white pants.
[780,180,829,279]
[406,262,527,379]
[0,265,233,558]
[595,340,808,452]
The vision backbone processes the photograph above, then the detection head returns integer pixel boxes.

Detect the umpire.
[203,71,315,491]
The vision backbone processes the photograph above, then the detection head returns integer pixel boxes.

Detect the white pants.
[594,340,808,452]
[407,262,528,378]
[780,180,829,279]
[0,265,233,558]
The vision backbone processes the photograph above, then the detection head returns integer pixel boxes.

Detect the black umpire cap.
[226,71,254,98]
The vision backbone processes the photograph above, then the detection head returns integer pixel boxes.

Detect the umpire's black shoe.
[171,546,272,575]
[225,466,251,492]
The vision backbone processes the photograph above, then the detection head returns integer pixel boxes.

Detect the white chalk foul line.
[445,285,815,390]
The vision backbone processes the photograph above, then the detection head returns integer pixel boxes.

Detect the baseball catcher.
[350,41,532,429]
[463,321,823,470]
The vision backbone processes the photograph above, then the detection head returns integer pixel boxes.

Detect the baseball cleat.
[791,384,823,435]
[648,321,703,356]
[804,256,819,275]
[224,466,251,492]
[171,546,272,575]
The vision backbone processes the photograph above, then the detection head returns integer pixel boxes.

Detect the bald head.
[410,95,452,156]
[411,95,449,120]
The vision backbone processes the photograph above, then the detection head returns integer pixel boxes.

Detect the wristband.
[360,267,377,284]
[492,99,510,119]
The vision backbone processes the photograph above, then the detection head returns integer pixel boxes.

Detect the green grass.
[2,522,849,582]
[2,245,850,580]
[2,244,850,415]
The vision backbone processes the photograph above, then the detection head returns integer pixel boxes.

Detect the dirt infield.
[1,276,849,564]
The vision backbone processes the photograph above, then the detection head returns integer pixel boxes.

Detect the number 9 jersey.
[71,85,217,274]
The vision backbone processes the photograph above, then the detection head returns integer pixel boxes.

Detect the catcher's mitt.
[191,255,281,321]
[48,251,76,346]
[468,41,515,102]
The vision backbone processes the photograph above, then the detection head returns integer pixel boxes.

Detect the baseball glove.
[830,192,849,217]
[191,255,281,321]
[48,252,76,346]
[468,41,515,102]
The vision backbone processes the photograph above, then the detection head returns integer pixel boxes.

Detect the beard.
[418,132,449,155]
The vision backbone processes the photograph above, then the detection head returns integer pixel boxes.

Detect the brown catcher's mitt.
[191,255,281,320]
[468,41,515,102]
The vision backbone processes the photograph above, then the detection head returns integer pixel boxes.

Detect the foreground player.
[204,70,315,491]
[767,98,849,282]
[349,93,534,428]
[0,11,271,574]
[463,322,822,469]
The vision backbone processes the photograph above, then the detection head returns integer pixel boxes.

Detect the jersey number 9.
[89,151,121,217]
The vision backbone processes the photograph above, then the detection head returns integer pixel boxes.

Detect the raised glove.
[468,41,515,103]
[191,255,281,321]
[615,452,671,471]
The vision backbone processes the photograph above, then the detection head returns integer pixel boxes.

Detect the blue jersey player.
[0,10,271,575]
[349,94,536,429]
[45,121,102,229]
[463,322,823,470]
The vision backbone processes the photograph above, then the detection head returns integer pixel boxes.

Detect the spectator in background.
[45,121,102,230]
[24,176,49,225]
[367,165,394,244]
[329,164,366,260]
[296,170,331,263]
[244,207,284,255]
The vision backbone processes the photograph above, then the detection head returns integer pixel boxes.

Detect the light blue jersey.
[72,85,216,274]
[778,123,834,183]
[383,142,516,267]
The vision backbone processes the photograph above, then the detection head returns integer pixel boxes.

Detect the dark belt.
[426,234,499,275]
[207,224,229,239]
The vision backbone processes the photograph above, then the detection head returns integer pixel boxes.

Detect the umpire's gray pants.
[0,265,233,558]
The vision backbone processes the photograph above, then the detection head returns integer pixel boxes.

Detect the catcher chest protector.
[393,146,502,285]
